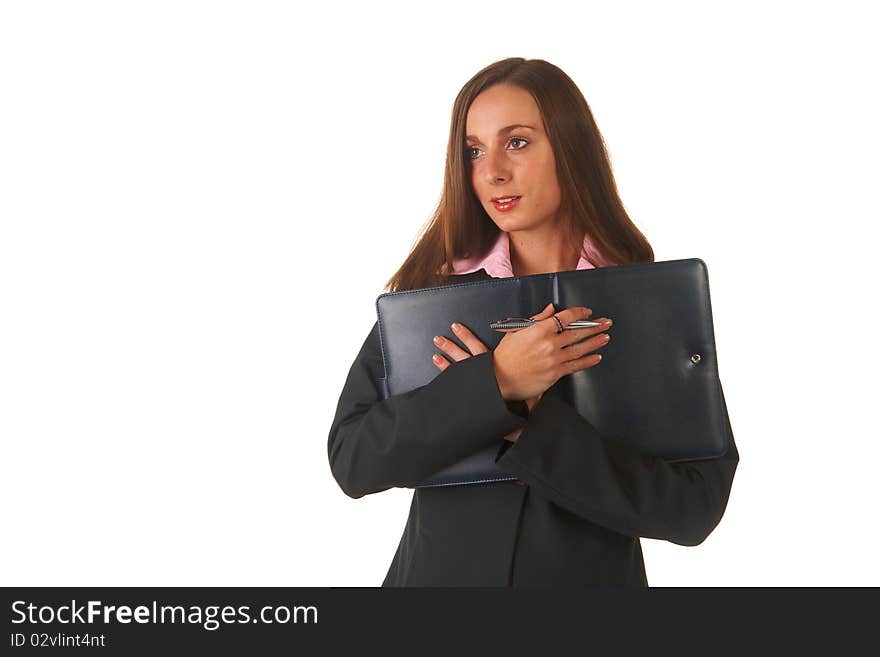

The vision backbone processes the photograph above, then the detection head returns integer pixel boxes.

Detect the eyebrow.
[465,124,536,143]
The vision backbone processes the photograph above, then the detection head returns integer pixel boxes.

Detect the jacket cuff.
[436,350,527,447]
[495,393,572,472]
[505,398,530,420]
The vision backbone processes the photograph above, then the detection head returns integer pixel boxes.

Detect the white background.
[1,1,877,586]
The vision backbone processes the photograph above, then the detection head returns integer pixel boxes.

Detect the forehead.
[465,84,543,137]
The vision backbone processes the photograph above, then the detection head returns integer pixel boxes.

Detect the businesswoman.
[328,57,739,586]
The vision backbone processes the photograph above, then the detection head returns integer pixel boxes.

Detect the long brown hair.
[385,57,654,293]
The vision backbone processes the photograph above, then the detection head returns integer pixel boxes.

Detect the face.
[465,84,564,233]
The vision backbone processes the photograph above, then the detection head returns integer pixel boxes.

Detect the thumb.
[529,302,556,320]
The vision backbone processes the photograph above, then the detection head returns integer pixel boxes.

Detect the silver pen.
[490,317,603,332]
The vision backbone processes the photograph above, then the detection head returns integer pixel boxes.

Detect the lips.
[491,196,521,211]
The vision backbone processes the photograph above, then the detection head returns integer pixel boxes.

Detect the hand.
[430,321,489,371]
[492,302,613,401]
[430,323,543,443]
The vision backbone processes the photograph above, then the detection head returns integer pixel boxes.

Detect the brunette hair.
[384,57,654,293]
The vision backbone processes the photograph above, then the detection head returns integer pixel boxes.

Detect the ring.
[552,314,564,334]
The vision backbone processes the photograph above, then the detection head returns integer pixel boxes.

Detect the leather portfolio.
[375,258,730,488]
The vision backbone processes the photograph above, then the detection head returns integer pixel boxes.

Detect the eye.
[466,137,529,161]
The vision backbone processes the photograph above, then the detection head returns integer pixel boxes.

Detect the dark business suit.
[327,269,739,587]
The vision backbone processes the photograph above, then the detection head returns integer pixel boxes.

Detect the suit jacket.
[327,269,740,587]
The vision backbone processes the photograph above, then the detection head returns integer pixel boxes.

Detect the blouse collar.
[446,230,599,278]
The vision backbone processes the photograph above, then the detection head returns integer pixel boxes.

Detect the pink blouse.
[446,229,600,278]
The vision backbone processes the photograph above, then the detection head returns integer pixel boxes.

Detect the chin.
[491,215,534,233]
[489,218,516,233]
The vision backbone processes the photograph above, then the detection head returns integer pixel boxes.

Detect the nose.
[482,149,511,185]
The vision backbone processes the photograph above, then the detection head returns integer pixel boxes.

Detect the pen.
[490,317,603,331]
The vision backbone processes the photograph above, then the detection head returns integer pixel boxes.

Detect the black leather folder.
[375,258,730,488]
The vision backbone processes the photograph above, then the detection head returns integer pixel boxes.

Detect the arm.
[496,387,739,546]
[327,322,528,499]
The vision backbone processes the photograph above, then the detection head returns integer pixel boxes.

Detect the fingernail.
[451,323,461,332]
[432,354,441,362]
[433,336,442,345]
[603,319,613,326]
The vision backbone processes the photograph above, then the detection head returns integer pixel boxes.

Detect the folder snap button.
[691,354,702,363]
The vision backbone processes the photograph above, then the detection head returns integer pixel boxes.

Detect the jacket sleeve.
[328,321,528,499]
[495,386,740,547]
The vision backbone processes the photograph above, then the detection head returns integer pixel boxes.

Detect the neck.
[509,223,580,276]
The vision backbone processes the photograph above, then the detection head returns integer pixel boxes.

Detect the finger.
[537,305,594,336]
[552,311,610,345]
[432,353,452,371]
[433,334,471,361]
[559,331,611,363]
[449,322,489,355]
[560,351,604,376]
[553,305,595,328]
[500,302,552,334]
[559,317,613,348]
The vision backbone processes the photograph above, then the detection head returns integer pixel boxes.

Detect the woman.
[328,57,739,587]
